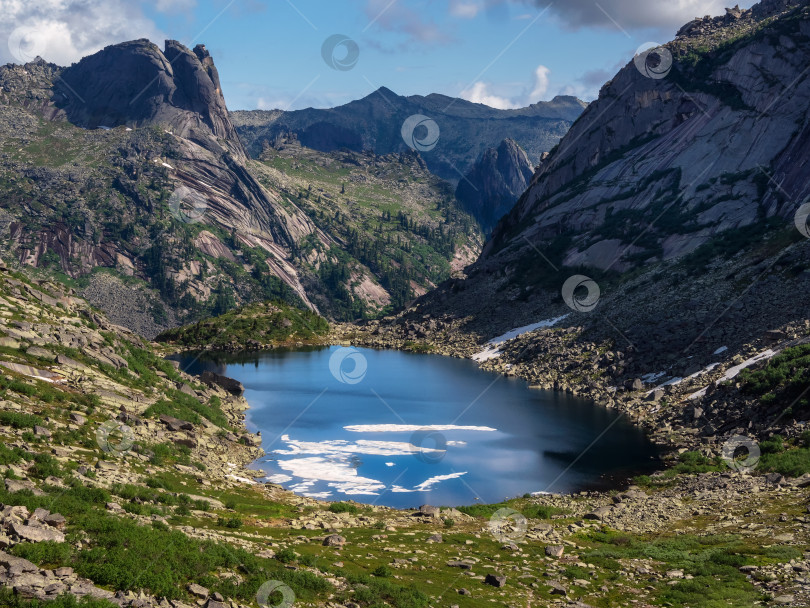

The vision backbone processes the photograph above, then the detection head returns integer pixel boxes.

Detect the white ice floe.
[446,440,467,447]
[713,346,728,355]
[471,315,569,362]
[344,424,496,433]
[391,471,468,493]
[225,474,256,485]
[689,349,778,400]
[277,456,385,495]
[276,437,444,457]
[385,462,395,467]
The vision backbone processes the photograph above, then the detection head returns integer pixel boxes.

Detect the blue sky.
[4,0,756,111]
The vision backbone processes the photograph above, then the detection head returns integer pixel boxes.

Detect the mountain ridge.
[0,39,484,330]
[230,89,586,184]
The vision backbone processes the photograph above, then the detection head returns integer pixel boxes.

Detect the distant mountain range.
[230,90,586,184]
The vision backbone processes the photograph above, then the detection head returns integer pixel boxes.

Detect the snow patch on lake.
[344,424,496,433]
[471,315,569,362]
[276,436,444,457]
[269,432,477,498]
[278,456,385,495]
[391,471,468,493]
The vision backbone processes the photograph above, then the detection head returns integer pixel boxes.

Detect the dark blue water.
[175,346,660,508]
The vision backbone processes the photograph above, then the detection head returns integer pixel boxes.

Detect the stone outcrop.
[455,138,534,233]
[0,41,320,318]
[200,371,244,396]
[56,40,244,158]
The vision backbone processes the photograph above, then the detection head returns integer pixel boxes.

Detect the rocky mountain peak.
[455,138,534,233]
[55,39,244,157]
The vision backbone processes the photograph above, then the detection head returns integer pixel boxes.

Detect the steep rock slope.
[395,0,810,390]
[490,0,810,271]
[0,40,320,326]
[252,135,482,317]
[455,138,535,233]
[230,91,586,184]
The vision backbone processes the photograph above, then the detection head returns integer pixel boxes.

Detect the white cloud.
[460,81,517,109]
[364,0,450,45]
[0,0,164,66]
[154,0,197,12]
[528,64,550,102]
[460,63,552,109]
[529,0,756,31]
[450,0,483,19]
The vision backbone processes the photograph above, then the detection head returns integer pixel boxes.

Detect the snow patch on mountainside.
[472,315,569,362]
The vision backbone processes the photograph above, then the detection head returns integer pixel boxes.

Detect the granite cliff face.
[488,0,810,271]
[455,138,534,233]
[398,0,810,379]
[231,91,586,184]
[0,39,319,318]
[57,40,243,157]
